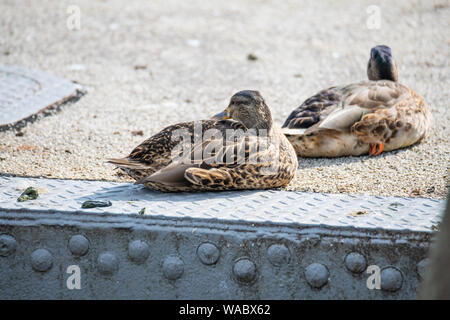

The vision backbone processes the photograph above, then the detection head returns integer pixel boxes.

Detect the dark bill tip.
[212,111,231,120]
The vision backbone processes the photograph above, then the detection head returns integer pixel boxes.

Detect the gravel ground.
[0,0,448,199]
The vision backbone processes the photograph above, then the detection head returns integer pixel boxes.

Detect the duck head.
[367,45,398,82]
[213,90,273,130]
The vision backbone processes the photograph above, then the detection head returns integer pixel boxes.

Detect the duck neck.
[377,64,398,82]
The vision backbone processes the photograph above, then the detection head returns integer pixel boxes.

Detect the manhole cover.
[0,65,81,131]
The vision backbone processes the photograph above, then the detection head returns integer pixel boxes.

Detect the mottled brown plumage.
[107,91,298,192]
[282,45,432,157]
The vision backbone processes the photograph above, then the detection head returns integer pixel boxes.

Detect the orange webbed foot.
[368,143,384,156]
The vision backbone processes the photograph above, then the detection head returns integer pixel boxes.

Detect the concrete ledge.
[0,176,445,299]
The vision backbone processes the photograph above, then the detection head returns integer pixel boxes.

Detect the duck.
[281,45,432,157]
[107,90,298,192]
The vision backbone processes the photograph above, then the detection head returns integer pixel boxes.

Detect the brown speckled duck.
[107,91,298,192]
[282,45,432,157]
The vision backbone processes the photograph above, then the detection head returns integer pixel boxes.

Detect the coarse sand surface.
[0,0,448,199]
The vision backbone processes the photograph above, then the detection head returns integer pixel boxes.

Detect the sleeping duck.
[107,90,298,192]
[282,45,432,157]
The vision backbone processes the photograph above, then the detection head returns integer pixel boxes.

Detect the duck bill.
[212,110,231,120]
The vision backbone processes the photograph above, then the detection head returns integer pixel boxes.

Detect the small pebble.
[426,186,435,193]
[17,187,39,202]
[67,64,85,71]
[81,200,112,209]
[131,130,144,136]
[431,223,440,232]
[348,210,369,217]
[247,53,258,61]
[186,39,200,47]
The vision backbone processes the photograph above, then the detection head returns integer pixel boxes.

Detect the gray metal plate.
[0,176,443,233]
[0,176,446,299]
[0,65,80,130]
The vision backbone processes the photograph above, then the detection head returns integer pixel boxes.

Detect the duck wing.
[138,120,282,190]
[282,86,342,132]
[312,80,410,132]
[106,120,218,174]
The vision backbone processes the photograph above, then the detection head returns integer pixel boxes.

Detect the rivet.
[97,252,119,275]
[381,266,403,292]
[197,242,220,265]
[128,240,150,264]
[233,258,257,284]
[0,234,17,257]
[416,258,429,279]
[305,263,329,288]
[31,249,53,272]
[163,256,184,280]
[267,244,290,266]
[345,252,367,274]
[68,235,89,256]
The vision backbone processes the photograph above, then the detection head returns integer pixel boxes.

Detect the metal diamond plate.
[0,176,446,299]
[0,65,80,130]
[0,176,444,233]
